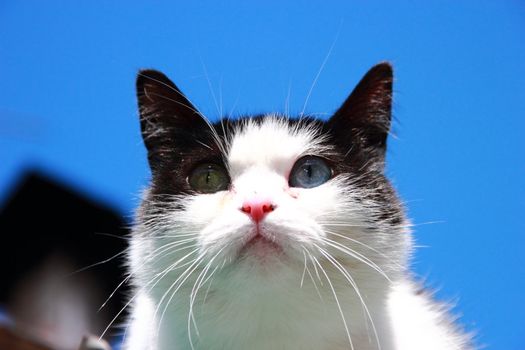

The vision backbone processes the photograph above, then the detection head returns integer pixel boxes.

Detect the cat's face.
[134,63,409,286]
[165,117,347,267]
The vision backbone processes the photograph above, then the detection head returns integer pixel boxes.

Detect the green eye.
[188,163,230,193]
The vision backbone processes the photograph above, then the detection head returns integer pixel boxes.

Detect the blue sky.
[1,1,524,348]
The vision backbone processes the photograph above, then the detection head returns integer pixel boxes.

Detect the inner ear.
[328,62,393,155]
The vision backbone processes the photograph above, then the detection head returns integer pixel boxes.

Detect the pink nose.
[240,198,276,222]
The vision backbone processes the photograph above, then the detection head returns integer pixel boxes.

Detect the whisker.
[284,78,292,117]
[299,22,342,117]
[319,236,391,282]
[63,248,128,278]
[195,139,213,150]
[99,240,198,312]
[324,229,404,271]
[202,264,220,306]
[300,249,308,288]
[310,251,354,350]
[187,247,225,347]
[155,252,208,342]
[315,244,381,350]
[200,56,221,117]
[99,247,200,339]
[94,231,128,240]
[308,250,323,286]
[302,247,324,302]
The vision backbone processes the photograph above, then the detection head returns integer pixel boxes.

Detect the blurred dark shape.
[0,171,129,349]
[0,326,54,350]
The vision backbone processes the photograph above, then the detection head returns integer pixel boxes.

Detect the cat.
[122,63,474,350]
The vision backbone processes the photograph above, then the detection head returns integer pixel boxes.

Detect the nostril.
[241,205,252,214]
[262,204,275,213]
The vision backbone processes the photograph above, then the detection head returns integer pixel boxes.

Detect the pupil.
[305,164,312,177]
[206,171,211,184]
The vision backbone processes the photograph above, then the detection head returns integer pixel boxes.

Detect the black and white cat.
[123,63,474,350]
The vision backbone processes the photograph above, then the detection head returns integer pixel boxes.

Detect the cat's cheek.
[294,185,340,214]
[218,189,238,210]
[183,192,232,223]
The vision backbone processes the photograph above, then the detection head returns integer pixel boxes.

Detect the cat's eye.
[289,156,332,188]
[188,163,230,193]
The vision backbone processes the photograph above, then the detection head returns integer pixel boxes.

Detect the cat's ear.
[328,62,393,159]
[136,69,207,166]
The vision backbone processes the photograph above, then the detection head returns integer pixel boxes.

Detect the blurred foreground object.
[0,327,112,350]
[78,335,112,350]
[0,171,128,349]
[0,325,53,350]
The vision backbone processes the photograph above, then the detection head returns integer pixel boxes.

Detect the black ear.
[136,69,207,167]
[328,62,393,160]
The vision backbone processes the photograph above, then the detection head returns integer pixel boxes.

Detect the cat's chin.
[240,234,282,258]
[235,226,286,264]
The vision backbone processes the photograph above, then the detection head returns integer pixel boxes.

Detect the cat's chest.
[152,272,387,350]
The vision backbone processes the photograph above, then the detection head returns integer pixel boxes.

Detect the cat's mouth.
[239,228,283,258]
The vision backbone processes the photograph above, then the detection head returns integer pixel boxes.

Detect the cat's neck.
[144,256,395,350]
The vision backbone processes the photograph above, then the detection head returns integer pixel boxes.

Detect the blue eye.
[289,156,332,188]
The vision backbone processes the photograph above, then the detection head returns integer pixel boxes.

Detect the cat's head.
[133,63,410,286]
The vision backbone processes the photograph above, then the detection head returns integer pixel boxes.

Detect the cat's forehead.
[225,116,330,176]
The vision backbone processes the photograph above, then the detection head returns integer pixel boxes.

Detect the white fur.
[123,117,473,350]
[387,282,472,350]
